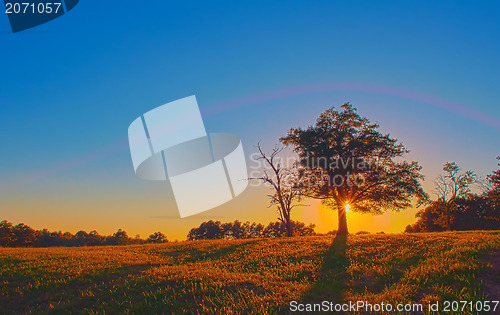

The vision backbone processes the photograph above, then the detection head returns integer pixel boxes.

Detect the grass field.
[1,231,499,314]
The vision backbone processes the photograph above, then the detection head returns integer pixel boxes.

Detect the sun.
[345,204,351,213]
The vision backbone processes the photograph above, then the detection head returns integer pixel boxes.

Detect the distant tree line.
[0,221,168,247]
[187,220,316,240]
[406,159,500,233]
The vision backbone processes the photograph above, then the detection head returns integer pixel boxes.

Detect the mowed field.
[1,231,499,314]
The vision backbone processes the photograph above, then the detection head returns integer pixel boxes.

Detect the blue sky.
[0,1,499,239]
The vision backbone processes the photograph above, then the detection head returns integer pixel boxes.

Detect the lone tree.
[251,142,302,237]
[281,103,428,236]
[435,162,476,231]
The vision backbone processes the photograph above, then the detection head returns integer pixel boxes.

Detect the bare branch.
[249,142,303,236]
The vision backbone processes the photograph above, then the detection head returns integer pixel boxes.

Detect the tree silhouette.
[251,142,302,236]
[87,230,103,246]
[486,156,500,207]
[407,195,499,232]
[243,221,265,238]
[187,220,224,240]
[281,103,428,236]
[75,231,89,246]
[0,220,15,246]
[407,200,445,232]
[0,221,157,247]
[12,223,36,247]
[262,221,316,237]
[186,220,315,240]
[435,162,476,231]
[222,220,247,239]
[112,229,130,245]
[147,232,168,243]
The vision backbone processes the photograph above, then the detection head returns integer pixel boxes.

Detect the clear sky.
[0,1,499,240]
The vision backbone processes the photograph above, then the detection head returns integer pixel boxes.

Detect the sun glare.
[345,204,351,213]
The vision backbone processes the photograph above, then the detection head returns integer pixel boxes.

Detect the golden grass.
[0,231,499,314]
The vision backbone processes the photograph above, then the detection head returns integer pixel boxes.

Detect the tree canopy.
[486,156,500,206]
[434,161,477,230]
[281,103,428,235]
[406,195,499,232]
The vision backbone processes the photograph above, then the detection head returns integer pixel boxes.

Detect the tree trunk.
[337,204,348,236]
[286,218,292,237]
[446,202,451,231]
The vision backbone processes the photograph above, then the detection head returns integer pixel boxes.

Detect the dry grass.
[0,231,499,314]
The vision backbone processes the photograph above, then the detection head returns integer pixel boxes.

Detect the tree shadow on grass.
[301,234,350,304]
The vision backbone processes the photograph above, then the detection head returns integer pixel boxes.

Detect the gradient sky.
[0,1,499,240]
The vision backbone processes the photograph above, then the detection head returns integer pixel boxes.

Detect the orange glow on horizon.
[297,199,419,234]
